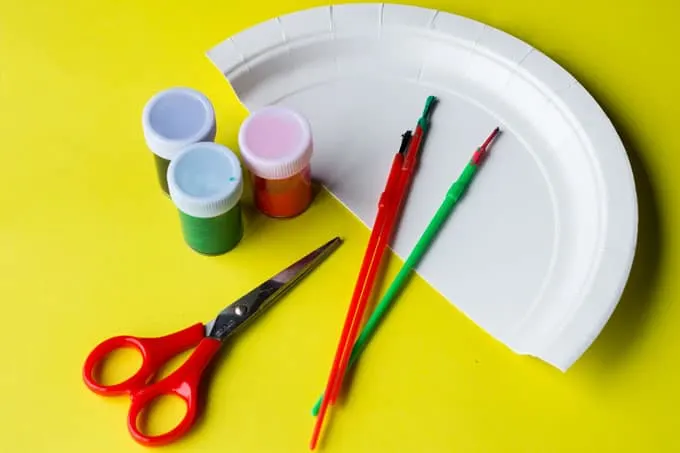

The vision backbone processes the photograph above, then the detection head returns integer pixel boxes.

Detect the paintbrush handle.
[311,131,498,416]
[311,177,460,415]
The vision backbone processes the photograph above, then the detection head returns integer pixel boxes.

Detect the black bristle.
[398,130,412,155]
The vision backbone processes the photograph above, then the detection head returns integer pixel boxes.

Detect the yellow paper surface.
[1,0,678,451]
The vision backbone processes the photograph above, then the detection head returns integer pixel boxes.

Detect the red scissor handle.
[82,323,206,396]
[127,337,222,446]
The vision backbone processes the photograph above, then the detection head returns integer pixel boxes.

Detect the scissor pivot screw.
[235,305,248,316]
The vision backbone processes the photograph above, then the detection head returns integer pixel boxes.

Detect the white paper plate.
[206,2,638,371]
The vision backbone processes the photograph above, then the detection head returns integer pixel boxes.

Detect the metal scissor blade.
[270,236,343,286]
[206,236,343,340]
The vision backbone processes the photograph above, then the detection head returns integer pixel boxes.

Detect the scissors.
[82,237,342,446]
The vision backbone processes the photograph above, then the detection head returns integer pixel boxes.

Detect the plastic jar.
[238,106,313,218]
[142,87,216,195]
[167,142,244,255]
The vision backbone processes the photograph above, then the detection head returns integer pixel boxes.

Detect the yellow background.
[1,0,677,451]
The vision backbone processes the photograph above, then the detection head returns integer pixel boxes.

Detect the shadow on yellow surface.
[573,84,664,377]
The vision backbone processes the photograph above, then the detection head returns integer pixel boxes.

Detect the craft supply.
[209,4,639,372]
[310,96,437,450]
[238,105,313,218]
[328,96,437,403]
[142,87,216,194]
[167,142,243,255]
[82,237,342,446]
[328,96,438,405]
[329,130,410,405]
[311,126,500,416]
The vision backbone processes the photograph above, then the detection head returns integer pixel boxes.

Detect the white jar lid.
[142,87,216,161]
[167,142,243,218]
[237,105,313,179]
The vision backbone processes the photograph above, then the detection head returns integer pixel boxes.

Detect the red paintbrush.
[327,95,436,404]
[310,96,437,450]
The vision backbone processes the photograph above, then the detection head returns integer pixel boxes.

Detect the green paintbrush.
[311,126,501,415]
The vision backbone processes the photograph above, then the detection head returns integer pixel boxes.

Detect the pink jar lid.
[237,105,313,180]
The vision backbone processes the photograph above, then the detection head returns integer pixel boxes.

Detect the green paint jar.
[142,87,216,195]
[167,142,244,255]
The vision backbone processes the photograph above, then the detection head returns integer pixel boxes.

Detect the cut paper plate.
[206,2,638,371]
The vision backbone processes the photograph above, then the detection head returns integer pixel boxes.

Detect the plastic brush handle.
[310,174,469,415]
[326,132,423,404]
[324,151,402,395]
[311,129,499,416]
[309,151,403,450]
[326,97,437,404]
[309,98,439,451]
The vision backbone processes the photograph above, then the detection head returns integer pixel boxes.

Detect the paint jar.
[142,87,216,195]
[167,142,244,255]
[238,106,313,218]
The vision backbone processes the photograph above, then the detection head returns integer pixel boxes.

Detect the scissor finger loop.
[82,237,342,446]
[82,335,157,396]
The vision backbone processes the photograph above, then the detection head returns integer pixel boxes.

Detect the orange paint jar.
[238,106,314,218]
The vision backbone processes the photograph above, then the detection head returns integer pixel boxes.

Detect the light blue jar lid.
[167,142,243,218]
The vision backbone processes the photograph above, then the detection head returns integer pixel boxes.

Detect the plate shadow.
[576,101,663,373]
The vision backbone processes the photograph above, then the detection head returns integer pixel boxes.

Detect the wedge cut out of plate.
[206,2,638,371]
